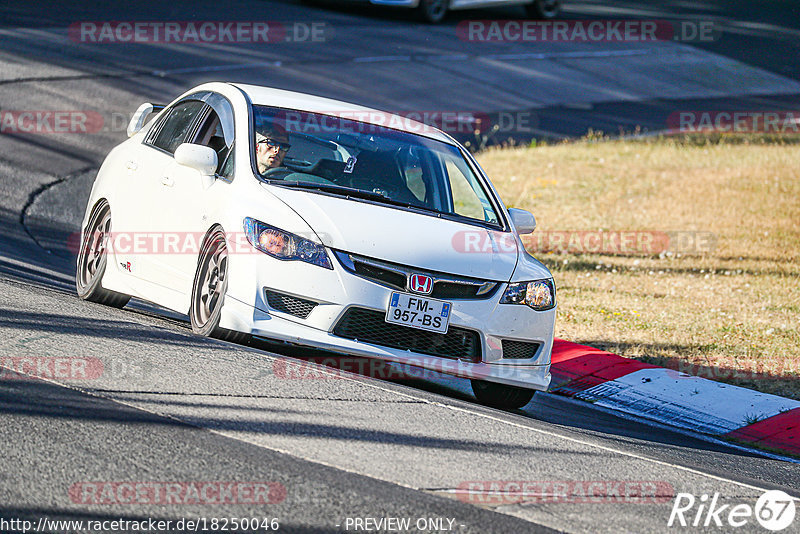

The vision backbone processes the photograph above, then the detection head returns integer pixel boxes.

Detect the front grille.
[353,262,405,291]
[433,282,484,299]
[334,251,500,300]
[501,340,540,360]
[332,307,482,363]
[265,289,318,319]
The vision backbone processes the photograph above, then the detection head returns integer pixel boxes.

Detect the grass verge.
[476,136,800,400]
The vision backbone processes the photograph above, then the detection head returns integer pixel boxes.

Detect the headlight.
[500,279,555,310]
[244,217,332,269]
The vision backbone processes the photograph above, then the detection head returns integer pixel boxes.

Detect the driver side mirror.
[127,102,164,137]
[175,143,218,189]
[508,208,536,235]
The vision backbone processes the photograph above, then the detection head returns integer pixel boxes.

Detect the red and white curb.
[550,339,800,457]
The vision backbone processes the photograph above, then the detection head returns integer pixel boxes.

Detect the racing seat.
[347,150,419,205]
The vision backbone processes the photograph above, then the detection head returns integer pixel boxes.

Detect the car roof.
[229,82,456,145]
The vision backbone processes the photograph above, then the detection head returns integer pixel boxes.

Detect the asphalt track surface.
[0,1,799,533]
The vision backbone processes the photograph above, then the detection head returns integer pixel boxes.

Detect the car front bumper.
[221,248,554,391]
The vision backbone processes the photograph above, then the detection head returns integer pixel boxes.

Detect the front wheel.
[525,0,560,19]
[417,0,448,23]
[190,228,250,345]
[471,379,535,409]
[76,201,130,308]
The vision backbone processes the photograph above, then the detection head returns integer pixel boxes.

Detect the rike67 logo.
[669,490,795,531]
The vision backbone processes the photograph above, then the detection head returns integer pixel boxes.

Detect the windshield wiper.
[274,181,441,213]
[277,181,389,201]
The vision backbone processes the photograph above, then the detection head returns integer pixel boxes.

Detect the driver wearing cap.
[255,124,291,175]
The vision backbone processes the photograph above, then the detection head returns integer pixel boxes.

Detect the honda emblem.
[408,273,433,295]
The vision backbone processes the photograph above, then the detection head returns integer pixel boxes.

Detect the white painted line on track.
[352,55,411,63]
[147,48,655,77]
[8,348,797,501]
[430,400,800,499]
[428,54,470,61]
[46,377,425,492]
[152,60,282,76]
[0,259,74,288]
[482,49,653,61]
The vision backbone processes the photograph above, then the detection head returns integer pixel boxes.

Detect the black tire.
[471,379,535,409]
[417,0,449,23]
[525,0,560,19]
[190,228,250,345]
[76,201,130,308]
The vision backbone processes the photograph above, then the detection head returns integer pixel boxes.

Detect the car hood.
[262,184,521,281]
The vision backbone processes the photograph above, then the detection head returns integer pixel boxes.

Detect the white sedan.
[77,82,556,409]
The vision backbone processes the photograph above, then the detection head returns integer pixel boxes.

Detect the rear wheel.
[418,0,448,23]
[471,379,535,409]
[525,0,560,19]
[190,228,250,345]
[76,201,130,308]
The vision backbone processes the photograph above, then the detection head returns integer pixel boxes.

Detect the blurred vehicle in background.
[314,0,561,24]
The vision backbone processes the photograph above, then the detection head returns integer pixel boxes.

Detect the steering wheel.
[260,167,294,180]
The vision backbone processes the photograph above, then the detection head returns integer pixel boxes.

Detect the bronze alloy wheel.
[76,201,130,307]
[190,228,250,344]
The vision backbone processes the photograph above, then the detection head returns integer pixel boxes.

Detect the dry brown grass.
[476,137,800,399]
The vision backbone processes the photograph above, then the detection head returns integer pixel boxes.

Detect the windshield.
[251,105,501,227]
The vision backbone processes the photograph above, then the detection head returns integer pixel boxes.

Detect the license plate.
[385,292,451,334]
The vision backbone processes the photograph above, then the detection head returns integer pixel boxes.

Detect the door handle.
[161,176,174,187]
[126,160,138,171]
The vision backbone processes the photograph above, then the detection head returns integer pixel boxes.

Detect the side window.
[219,142,235,177]
[443,154,498,224]
[192,110,233,177]
[147,100,205,154]
[188,94,235,178]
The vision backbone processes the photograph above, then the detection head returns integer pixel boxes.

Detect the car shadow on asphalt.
[0,309,215,349]
[0,376,600,458]
[248,338,776,461]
